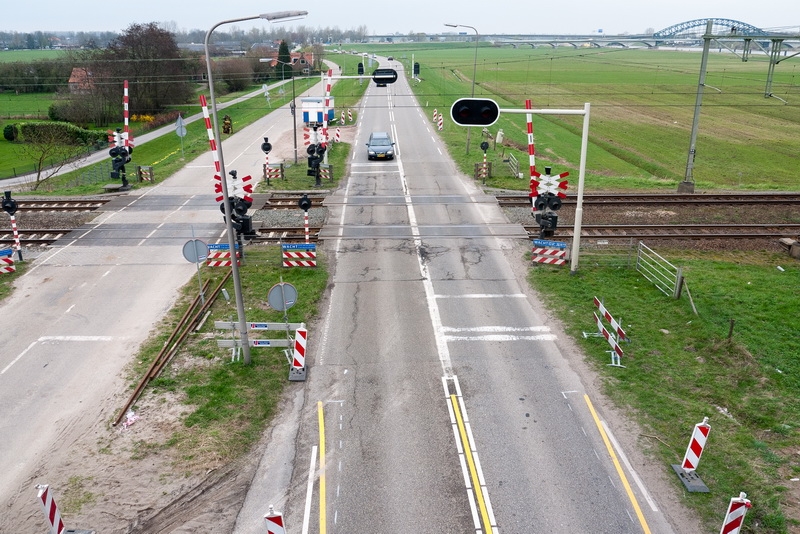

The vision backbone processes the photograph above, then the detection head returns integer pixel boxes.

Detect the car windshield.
[371,139,391,146]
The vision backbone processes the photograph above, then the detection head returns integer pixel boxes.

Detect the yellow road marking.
[584,394,651,534]
[451,394,493,533]
[318,400,327,534]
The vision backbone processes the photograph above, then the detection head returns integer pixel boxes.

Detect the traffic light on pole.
[450,98,500,126]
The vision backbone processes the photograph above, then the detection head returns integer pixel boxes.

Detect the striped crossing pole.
[682,417,711,472]
[10,214,22,261]
[122,80,133,149]
[321,69,332,150]
[36,484,65,534]
[348,108,353,122]
[200,95,221,176]
[720,492,751,534]
[526,99,542,212]
[304,211,310,243]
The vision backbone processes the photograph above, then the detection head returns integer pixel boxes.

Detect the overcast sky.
[3,0,796,36]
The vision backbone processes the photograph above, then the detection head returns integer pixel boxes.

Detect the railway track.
[523,223,800,240]
[497,192,800,208]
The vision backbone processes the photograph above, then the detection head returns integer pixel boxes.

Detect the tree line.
[0,23,326,127]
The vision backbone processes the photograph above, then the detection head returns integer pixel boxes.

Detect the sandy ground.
[2,126,709,533]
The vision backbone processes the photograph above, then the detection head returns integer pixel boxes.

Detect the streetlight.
[204,10,307,365]
[275,59,299,164]
[445,23,479,154]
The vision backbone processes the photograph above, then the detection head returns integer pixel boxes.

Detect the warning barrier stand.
[265,505,286,534]
[37,484,65,534]
[671,416,711,492]
[288,325,307,381]
[282,243,316,267]
[582,296,628,367]
[720,492,751,534]
[532,238,567,266]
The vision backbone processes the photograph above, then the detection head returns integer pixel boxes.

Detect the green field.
[2,45,800,533]
[341,43,800,191]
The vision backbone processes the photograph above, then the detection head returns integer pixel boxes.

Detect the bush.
[3,124,16,141]
[17,121,104,146]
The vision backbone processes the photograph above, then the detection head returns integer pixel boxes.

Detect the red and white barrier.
[282,250,317,268]
[321,69,332,148]
[334,127,341,142]
[593,296,628,341]
[0,253,15,274]
[437,113,443,131]
[720,492,751,534]
[340,110,345,124]
[292,326,307,370]
[206,251,240,267]
[123,80,134,148]
[347,108,353,122]
[682,417,711,472]
[265,505,286,534]
[433,109,438,122]
[532,247,566,265]
[36,484,65,534]
[593,312,625,366]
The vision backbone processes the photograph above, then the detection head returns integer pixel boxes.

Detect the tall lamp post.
[204,11,306,365]
[260,57,300,163]
[276,59,299,164]
[445,23,479,154]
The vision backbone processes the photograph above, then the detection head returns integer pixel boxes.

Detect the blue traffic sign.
[533,239,567,249]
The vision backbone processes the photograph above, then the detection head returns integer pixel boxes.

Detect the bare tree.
[15,125,91,190]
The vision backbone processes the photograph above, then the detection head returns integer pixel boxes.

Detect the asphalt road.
[0,72,329,531]
[233,61,679,533]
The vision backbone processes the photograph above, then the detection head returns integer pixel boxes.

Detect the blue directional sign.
[533,239,567,249]
[281,243,316,251]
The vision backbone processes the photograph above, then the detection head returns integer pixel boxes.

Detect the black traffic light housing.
[298,193,312,211]
[413,62,420,76]
[357,62,364,75]
[372,68,398,87]
[2,191,18,216]
[450,98,500,126]
[261,137,272,154]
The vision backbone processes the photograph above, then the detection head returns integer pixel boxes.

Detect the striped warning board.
[532,239,567,265]
[36,484,65,534]
[681,417,711,472]
[0,248,14,274]
[593,296,628,341]
[282,243,316,267]
[207,243,240,267]
[720,492,751,534]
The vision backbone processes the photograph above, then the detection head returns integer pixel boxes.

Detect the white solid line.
[435,293,527,299]
[301,444,318,534]
[1,340,37,375]
[441,326,551,333]
[602,420,659,512]
[444,334,558,342]
[39,336,114,342]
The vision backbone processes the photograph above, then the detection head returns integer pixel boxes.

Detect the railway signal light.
[2,191,18,216]
[298,193,312,211]
[261,137,272,154]
[450,98,500,127]
[413,62,420,76]
[357,62,364,75]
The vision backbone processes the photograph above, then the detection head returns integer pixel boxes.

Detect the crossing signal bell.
[450,98,500,126]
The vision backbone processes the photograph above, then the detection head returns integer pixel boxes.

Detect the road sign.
[267,282,298,311]
[533,239,567,249]
[175,115,187,138]
[182,239,208,263]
